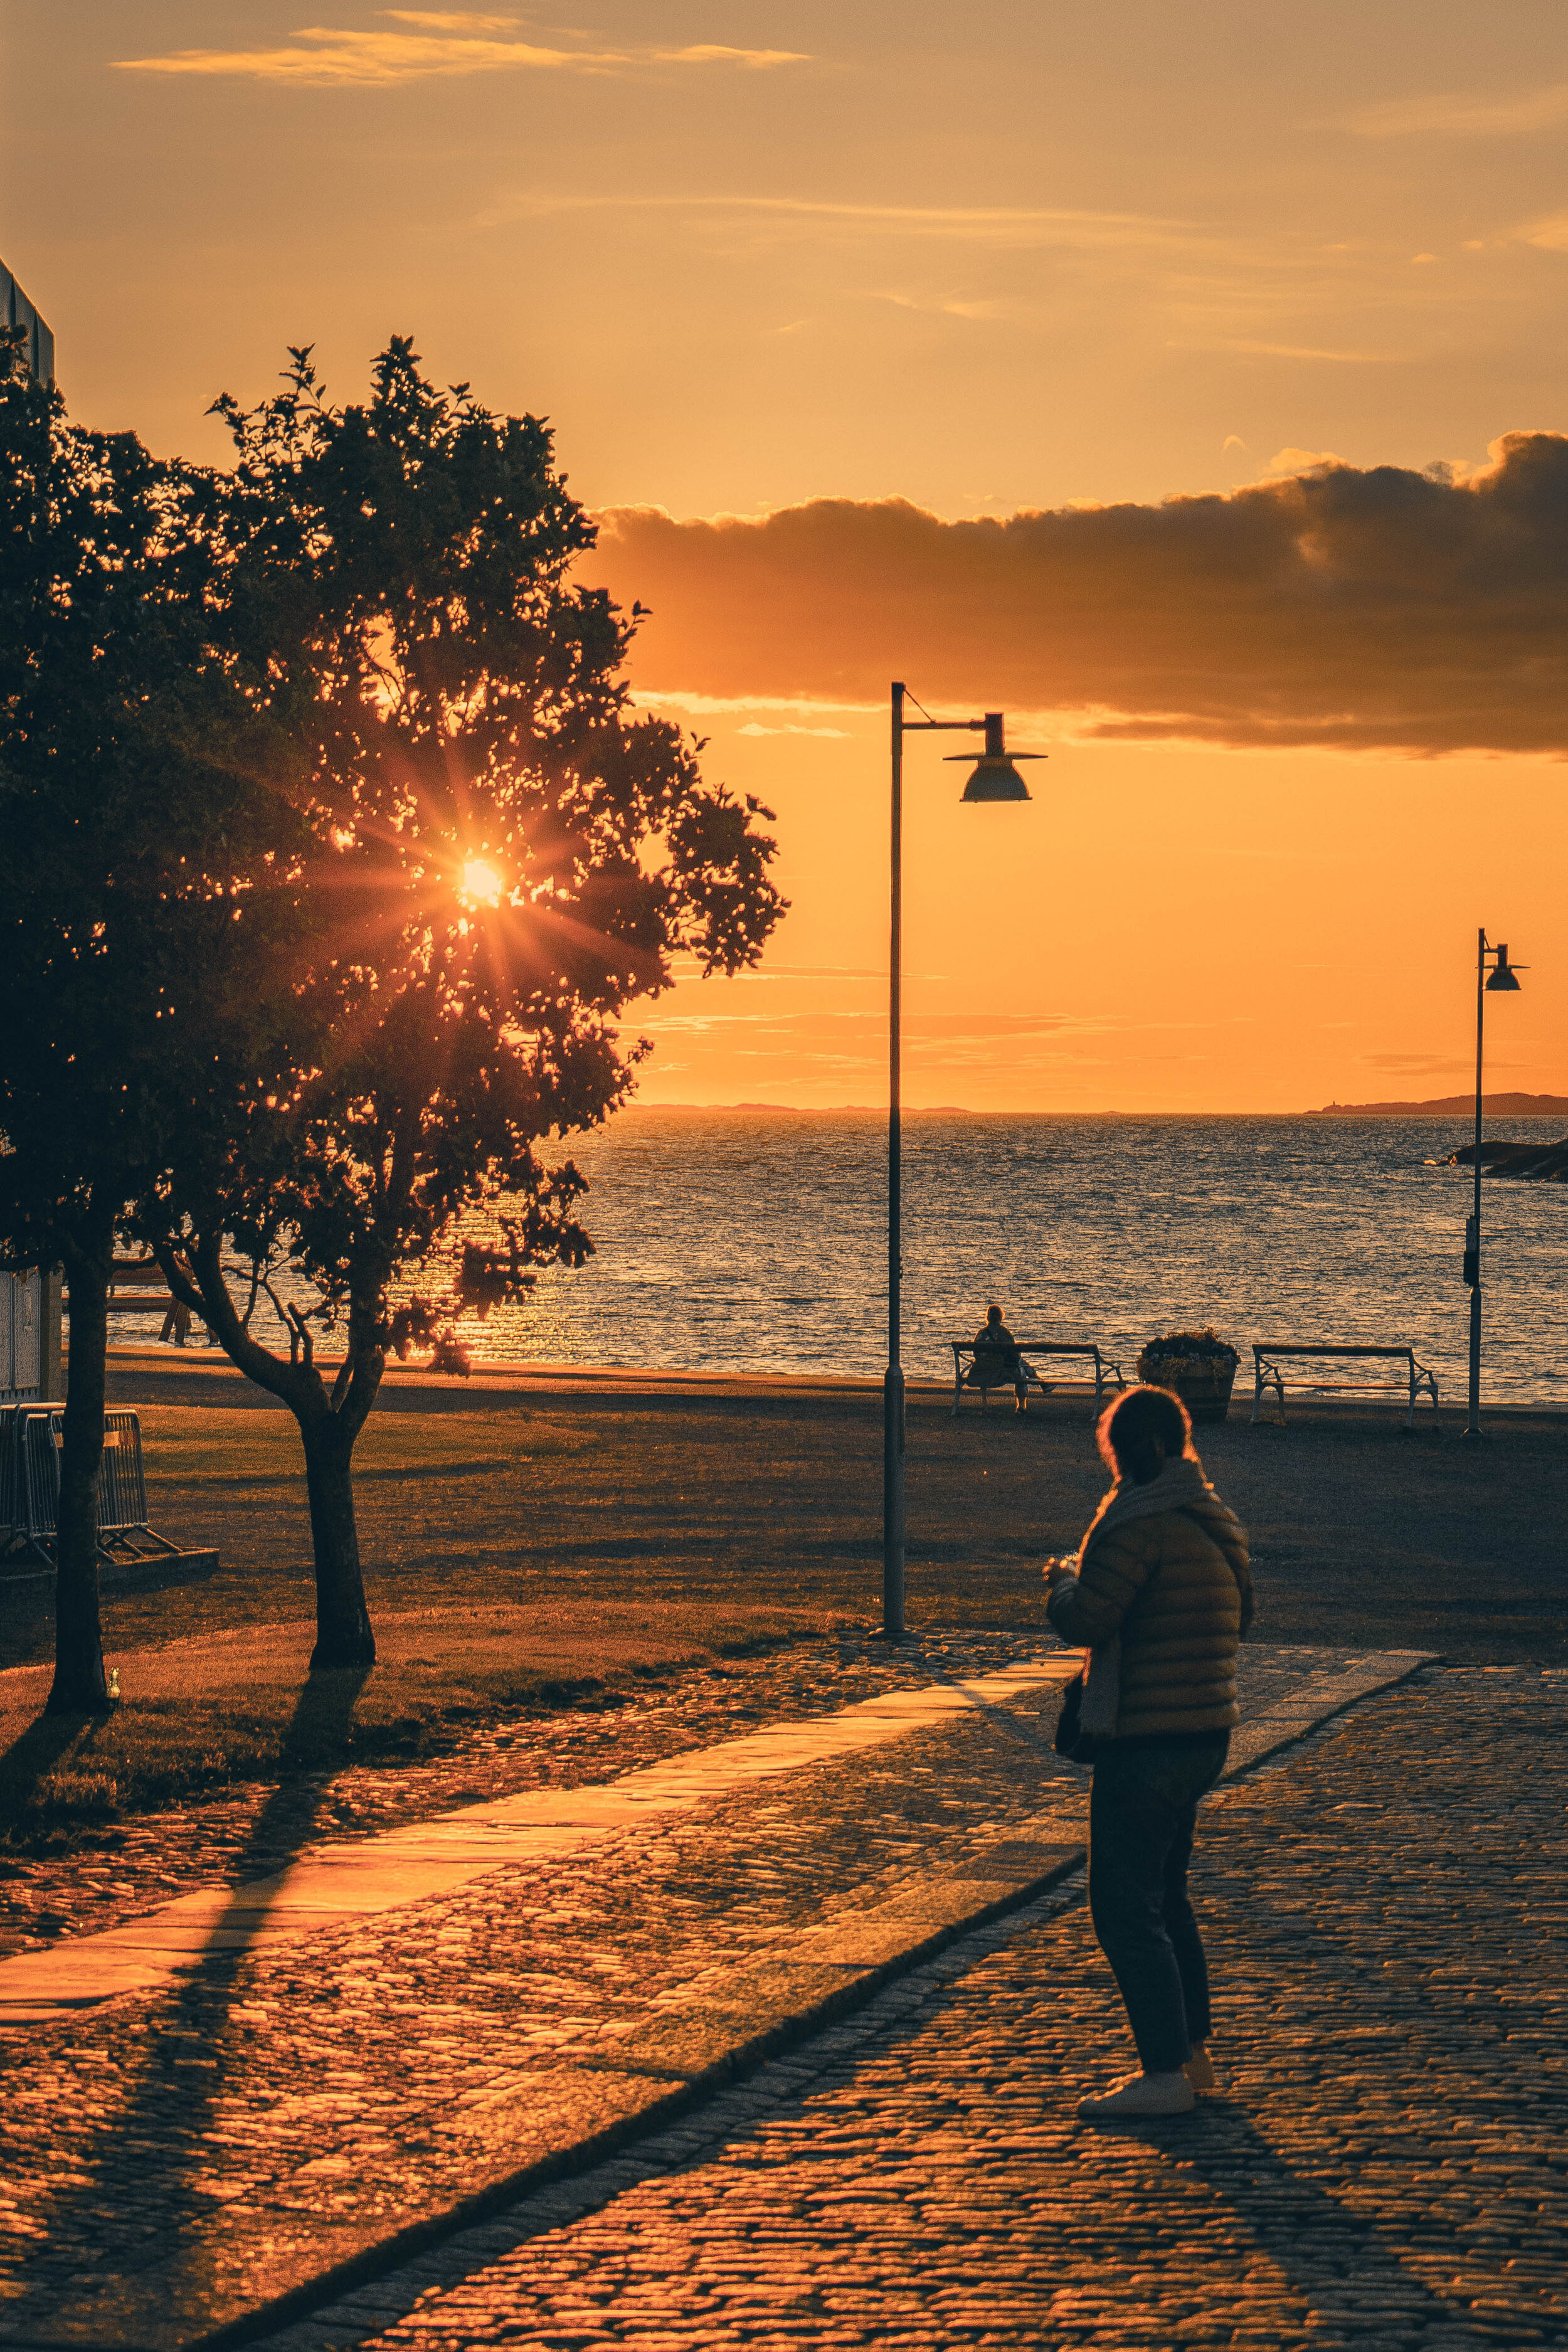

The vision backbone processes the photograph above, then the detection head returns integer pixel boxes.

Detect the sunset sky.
[6,1,1566,1108]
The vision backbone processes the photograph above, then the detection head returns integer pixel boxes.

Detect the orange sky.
[6,2,1565,1107]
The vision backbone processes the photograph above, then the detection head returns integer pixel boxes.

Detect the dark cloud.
[591,435,1568,755]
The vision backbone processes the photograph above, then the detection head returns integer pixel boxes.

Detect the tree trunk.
[299,1411,376,1670]
[46,1255,110,1714]
[158,1233,384,1670]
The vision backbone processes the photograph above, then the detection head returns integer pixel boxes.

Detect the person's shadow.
[1091,2101,1507,2338]
[11,1661,372,2344]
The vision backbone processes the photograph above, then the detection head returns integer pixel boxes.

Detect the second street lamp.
[1465,929,1525,1440]
[883,683,1041,1639]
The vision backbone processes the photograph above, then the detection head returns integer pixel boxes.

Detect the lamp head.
[960,756,1032,803]
[1486,943,1523,993]
[946,711,1043,803]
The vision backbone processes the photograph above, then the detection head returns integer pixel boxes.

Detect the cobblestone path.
[268,1667,1568,2352]
[0,1645,1374,2344]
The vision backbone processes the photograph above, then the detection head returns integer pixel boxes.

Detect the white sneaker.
[1078,2070,1197,2121]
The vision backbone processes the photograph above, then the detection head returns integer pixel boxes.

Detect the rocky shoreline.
[1449,1136,1568,1180]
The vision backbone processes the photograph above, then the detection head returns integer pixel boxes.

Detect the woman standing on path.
[1046,1384,1252,2121]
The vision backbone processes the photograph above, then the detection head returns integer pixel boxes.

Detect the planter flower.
[1135,1328,1241,1425]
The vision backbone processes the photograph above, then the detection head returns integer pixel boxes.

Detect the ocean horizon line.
[625,1095,1568,1120]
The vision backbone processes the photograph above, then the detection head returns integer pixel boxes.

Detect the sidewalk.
[260,1663,1568,2352]
[0,1643,1420,2350]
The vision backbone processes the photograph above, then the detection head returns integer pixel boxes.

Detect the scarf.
[1064,1457,1242,1736]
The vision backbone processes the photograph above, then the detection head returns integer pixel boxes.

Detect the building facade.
[1,260,62,1399]
[1,260,53,384]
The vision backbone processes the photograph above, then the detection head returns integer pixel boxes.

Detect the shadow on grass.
[11,1660,371,2343]
[0,1711,98,1826]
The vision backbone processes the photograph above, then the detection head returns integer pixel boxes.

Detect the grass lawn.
[0,1597,846,1849]
[3,1353,1564,1838]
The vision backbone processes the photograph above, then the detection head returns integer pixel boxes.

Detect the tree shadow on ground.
[10,1661,371,2340]
[0,1708,103,1827]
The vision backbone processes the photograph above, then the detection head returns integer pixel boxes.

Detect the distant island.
[632,1094,1568,1118]
[1317,1093,1568,1117]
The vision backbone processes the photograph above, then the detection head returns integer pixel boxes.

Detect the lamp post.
[883,682,1041,1637]
[1465,929,1524,1440]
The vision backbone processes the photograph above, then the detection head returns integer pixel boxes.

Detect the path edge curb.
[1223,1651,1439,1783]
[185,1852,1087,2352]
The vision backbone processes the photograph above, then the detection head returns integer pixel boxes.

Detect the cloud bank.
[1350,82,1568,138]
[115,13,806,85]
[591,435,1568,755]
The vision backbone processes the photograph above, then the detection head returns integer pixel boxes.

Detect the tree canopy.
[151,341,787,1666]
[0,332,310,1708]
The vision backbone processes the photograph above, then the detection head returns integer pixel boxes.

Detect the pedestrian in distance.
[1045,1382,1251,2121]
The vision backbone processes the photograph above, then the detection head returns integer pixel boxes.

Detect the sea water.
[426,1112,1568,1405]
[117,1113,1568,1404]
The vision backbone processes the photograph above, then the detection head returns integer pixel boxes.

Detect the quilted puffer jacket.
[1047,1498,1253,1738]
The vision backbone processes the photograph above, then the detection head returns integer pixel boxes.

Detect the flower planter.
[1135,1351,1238,1426]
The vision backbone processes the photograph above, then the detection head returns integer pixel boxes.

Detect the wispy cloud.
[1349,82,1568,137]
[1518,214,1568,253]
[632,689,875,718]
[628,1005,1193,1081]
[737,721,852,738]
[114,13,808,86]
[477,191,1194,250]
[1360,1052,1475,1075]
[1172,337,1400,364]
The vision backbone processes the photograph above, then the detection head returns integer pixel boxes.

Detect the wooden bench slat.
[1253,1343,1414,1359]
[951,1347,1104,1369]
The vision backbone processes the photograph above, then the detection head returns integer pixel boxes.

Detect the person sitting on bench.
[967,1304,1031,1412]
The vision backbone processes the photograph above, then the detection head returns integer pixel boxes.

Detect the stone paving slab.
[250,1666,1568,2352]
[0,1630,1062,1962]
[0,1662,1075,2025]
[0,1645,1431,2351]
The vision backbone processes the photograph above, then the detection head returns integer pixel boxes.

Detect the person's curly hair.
[1096,1383,1195,1482]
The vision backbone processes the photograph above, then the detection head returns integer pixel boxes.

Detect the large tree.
[149,342,785,1669]
[0,334,310,1710]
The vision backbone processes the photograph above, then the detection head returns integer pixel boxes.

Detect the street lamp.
[883,682,1041,1638]
[1464,929,1525,1439]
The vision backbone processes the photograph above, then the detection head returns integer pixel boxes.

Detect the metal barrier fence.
[1,1407,177,1570]
[0,1402,47,1546]
[0,1273,43,1400]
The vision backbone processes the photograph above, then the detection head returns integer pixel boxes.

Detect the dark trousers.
[1088,1735,1229,2074]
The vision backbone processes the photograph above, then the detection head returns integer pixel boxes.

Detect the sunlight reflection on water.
[113,1114,1568,1403]
[440,1113,1568,1404]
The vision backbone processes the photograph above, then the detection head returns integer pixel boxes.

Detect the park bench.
[951,1340,1125,1416]
[1251,1343,1439,1429]
[104,1256,211,1343]
[88,1256,273,1345]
